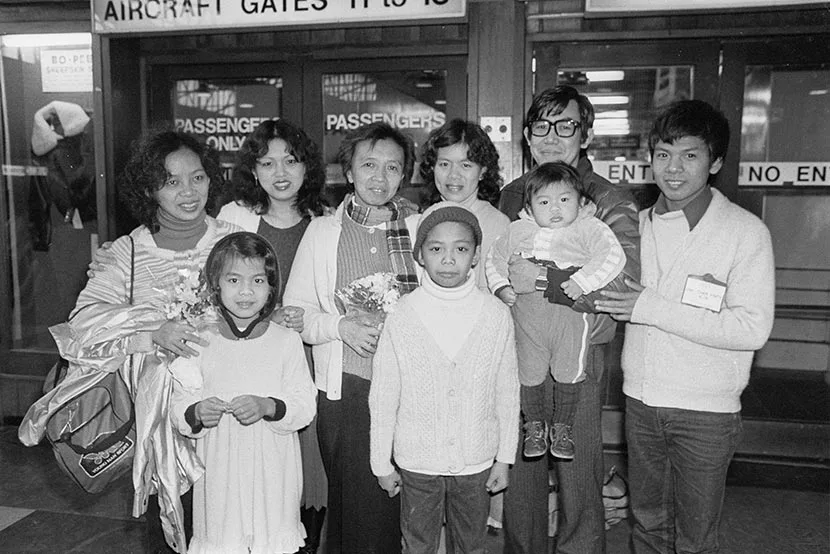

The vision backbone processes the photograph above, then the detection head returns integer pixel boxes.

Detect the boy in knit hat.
[369,202,520,553]
[596,100,775,553]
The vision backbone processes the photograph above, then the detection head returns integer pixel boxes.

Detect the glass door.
[304,56,468,207]
[532,40,720,209]
[721,36,829,436]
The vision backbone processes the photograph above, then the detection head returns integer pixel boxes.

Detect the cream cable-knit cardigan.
[623,189,775,413]
[369,276,519,478]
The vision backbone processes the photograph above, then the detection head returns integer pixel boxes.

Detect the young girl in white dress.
[170,231,317,554]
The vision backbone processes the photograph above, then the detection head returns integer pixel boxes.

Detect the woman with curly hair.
[36,127,242,553]
[216,118,329,554]
[419,118,510,291]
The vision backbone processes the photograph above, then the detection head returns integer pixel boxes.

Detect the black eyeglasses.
[529,118,581,138]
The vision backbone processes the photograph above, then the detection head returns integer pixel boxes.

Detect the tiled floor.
[1,425,827,553]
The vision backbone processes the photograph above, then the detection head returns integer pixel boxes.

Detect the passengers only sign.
[92,0,467,33]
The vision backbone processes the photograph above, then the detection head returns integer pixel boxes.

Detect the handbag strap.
[128,235,135,304]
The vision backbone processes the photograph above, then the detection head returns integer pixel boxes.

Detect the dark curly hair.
[204,231,281,319]
[230,119,328,218]
[419,119,503,207]
[337,122,416,190]
[119,126,223,232]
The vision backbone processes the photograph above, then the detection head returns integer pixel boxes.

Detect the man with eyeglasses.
[498,85,640,554]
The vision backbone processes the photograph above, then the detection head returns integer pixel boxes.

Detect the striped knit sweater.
[486,205,626,296]
[369,276,520,477]
[72,217,240,353]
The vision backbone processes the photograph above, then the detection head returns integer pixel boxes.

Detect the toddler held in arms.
[486,162,625,460]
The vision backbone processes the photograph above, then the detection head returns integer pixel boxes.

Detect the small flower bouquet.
[334,272,401,329]
[158,266,218,330]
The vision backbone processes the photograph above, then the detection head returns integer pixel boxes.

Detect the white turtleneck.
[408,269,482,361]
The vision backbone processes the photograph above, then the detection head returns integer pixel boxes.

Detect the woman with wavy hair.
[22,127,241,553]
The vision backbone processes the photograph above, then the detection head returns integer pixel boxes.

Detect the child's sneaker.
[522,420,548,458]
[550,423,575,459]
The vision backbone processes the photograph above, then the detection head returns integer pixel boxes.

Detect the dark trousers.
[522,381,581,426]
[626,397,742,554]
[503,346,607,554]
[399,469,490,554]
[317,373,401,554]
[146,490,192,554]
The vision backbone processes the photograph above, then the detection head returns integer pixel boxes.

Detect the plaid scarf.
[345,194,419,294]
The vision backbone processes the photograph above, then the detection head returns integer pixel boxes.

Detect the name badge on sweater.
[682,274,726,312]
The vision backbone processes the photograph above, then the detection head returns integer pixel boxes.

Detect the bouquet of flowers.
[334,272,401,329]
[157,265,218,330]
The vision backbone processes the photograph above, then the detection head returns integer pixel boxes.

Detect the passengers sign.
[92,0,467,33]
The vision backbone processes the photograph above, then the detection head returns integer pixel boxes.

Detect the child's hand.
[339,316,382,358]
[497,286,517,306]
[485,462,509,494]
[377,471,402,498]
[229,395,274,425]
[153,321,209,358]
[195,397,228,428]
[87,241,115,279]
[273,305,305,333]
[561,278,585,300]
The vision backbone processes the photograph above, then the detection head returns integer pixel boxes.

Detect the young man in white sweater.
[369,203,520,554]
[596,100,775,553]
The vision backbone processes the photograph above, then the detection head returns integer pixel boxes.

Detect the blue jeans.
[399,469,490,554]
[625,397,743,554]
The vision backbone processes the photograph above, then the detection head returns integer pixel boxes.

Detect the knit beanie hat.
[414,202,483,259]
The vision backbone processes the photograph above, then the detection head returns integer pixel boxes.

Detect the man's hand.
[507,255,544,294]
[497,286,517,307]
[595,278,645,321]
[152,320,209,358]
[561,278,585,301]
[486,462,509,494]
[377,471,402,498]
[195,397,229,428]
[229,395,274,425]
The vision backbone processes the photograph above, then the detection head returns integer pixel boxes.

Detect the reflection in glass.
[558,66,693,166]
[172,77,283,178]
[321,70,448,204]
[1,34,97,349]
[741,65,830,163]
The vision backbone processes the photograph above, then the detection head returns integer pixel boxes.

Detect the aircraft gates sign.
[92,0,467,33]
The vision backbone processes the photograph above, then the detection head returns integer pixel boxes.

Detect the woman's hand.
[339,315,382,358]
[195,397,228,428]
[486,462,509,494]
[87,241,115,279]
[229,395,273,425]
[377,470,402,498]
[273,305,305,333]
[152,320,209,358]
